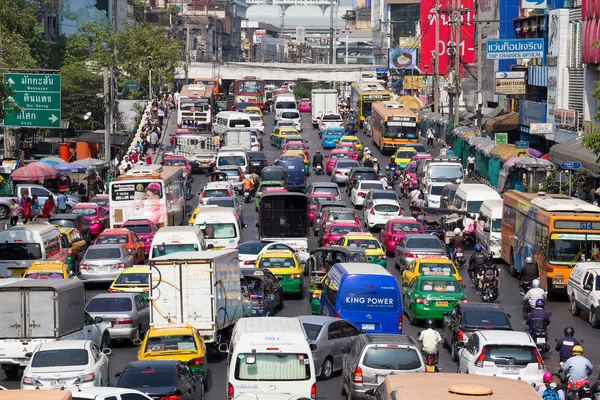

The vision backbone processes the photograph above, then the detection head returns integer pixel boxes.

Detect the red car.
[335,142,359,161]
[378,218,424,255]
[308,193,337,225]
[298,98,311,113]
[282,141,309,159]
[321,221,363,246]
[70,203,109,236]
[163,156,192,179]
[170,128,192,145]
[326,149,351,175]
[122,219,159,256]
[95,228,145,264]
[88,194,109,214]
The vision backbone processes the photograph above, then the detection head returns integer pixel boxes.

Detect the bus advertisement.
[234,76,266,110]
[370,101,418,153]
[178,84,214,130]
[501,191,600,292]
[350,82,391,128]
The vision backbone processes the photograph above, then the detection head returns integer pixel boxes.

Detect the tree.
[60,63,104,131]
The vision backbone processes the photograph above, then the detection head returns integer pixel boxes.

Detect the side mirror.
[102,348,112,355]
[554,337,559,342]
[506,313,511,319]
[341,346,350,354]
[218,343,230,353]
[94,316,104,324]
[455,341,466,349]
[309,343,318,352]
[25,352,33,358]
[584,284,593,291]
[133,338,142,346]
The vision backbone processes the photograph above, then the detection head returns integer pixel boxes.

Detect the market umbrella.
[528,148,543,157]
[77,158,109,169]
[55,163,89,173]
[11,162,59,181]
[40,156,66,166]
[503,156,521,169]
[540,153,551,160]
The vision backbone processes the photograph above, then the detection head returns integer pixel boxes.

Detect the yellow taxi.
[188,204,223,226]
[283,150,310,174]
[270,127,300,148]
[401,257,463,286]
[22,261,71,279]
[136,324,207,379]
[109,266,150,298]
[255,250,304,296]
[335,233,386,268]
[392,147,418,170]
[340,136,364,158]
[56,226,88,273]
[244,106,263,118]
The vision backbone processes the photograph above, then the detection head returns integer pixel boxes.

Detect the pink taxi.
[321,221,363,246]
[70,203,109,236]
[378,218,424,255]
[407,161,418,188]
[122,219,159,256]
[308,193,337,225]
[326,149,351,174]
[334,142,359,161]
[282,141,309,159]
[88,194,109,214]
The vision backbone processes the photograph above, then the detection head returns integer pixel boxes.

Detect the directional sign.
[3,73,61,128]
[494,132,507,146]
[561,161,582,170]
[125,81,140,90]
[376,67,389,73]
[515,141,529,149]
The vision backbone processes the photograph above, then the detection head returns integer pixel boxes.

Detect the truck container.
[224,129,254,151]
[311,89,339,127]
[258,192,309,257]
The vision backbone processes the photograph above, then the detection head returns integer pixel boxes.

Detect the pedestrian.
[9,199,19,226]
[31,194,39,221]
[19,189,28,217]
[142,137,150,155]
[93,176,105,195]
[467,153,476,179]
[173,91,180,110]
[439,146,448,156]
[56,192,68,214]
[150,130,159,152]
[427,127,435,147]
[157,107,165,127]
[447,145,455,156]
[212,134,222,149]
[78,183,88,202]
[22,197,33,224]
[146,153,152,165]
[42,194,55,218]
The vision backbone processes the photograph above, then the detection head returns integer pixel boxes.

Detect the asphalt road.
[2,110,600,397]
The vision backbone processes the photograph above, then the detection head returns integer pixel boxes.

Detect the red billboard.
[419,0,476,75]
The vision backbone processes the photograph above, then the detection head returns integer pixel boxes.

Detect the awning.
[481,108,504,126]
[397,95,423,111]
[549,138,600,177]
[485,112,519,133]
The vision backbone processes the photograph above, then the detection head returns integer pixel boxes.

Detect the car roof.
[88,244,124,249]
[74,203,100,208]
[205,181,231,189]
[247,151,265,157]
[119,266,148,274]
[296,315,339,325]
[416,258,453,264]
[99,228,131,235]
[64,387,151,399]
[207,196,235,202]
[148,324,195,336]
[459,302,507,312]
[89,292,140,300]
[361,333,418,346]
[476,330,534,345]
[312,182,338,187]
[38,339,90,350]
[126,360,180,370]
[330,220,360,226]
[123,219,152,225]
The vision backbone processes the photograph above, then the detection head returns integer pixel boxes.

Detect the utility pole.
[454,5,461,128]
[103,67,112,167]
[447,0,455,123]
[433,0,440,113]
[475,0,483,131]
[329,0,334,64]
[184,23,190,82]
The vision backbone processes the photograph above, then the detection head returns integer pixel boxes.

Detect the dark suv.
[346,167,378,194]
[247,151,268,175]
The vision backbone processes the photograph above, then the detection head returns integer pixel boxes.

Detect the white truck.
[0,279,111,379]
[149,250,244,347]
[224,129,254,151]
[175,134,219,173]
[177,84,214,131]
[311,89,339,127]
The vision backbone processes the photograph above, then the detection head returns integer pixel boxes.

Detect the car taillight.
[264,160,268,165]
[160,396,180,400]
[353,366,363,383]
[244,260,256,265]
[405,252,417,258]
[398,315,403,332]
[415,298,429,305]
[75,372,96,384]
[108,289,119,293]
[474,346,486,367]
[427,355,435,364]
[228,383,235,400]
[188,357,204,367]
[457,329,467,341]
[335,170,343,175]
[536,349,544,369]
[370,208,375,215]
[115,318,133,325]
[335,312,340,318]
[80,264,90,270]
[67,248,72,257]
[398,209,403,215]
[358,192,366,197]
[114,263,126,269]
[311,383,317,399]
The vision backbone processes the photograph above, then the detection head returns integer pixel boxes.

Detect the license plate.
[456,253,463,257]
[554,285,565,289]
[421,255,441,258]
[51,380,66,387]
[11,269,25,276]
[536,338,546,344]
[362,324,375,330]
[95,266,109,272]
[436,301,448,307]
[553,277,564,284]
[503,367,519,374]
[377,375,386,384]
[426,365,435,372]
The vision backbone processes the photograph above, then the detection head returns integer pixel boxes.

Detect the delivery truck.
[0,279,111,379]
[148,250,244,347]
[311,89,338,127]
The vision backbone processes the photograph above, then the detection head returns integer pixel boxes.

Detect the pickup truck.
[0,279,111,379]
[0,183,79,219]
[317,113,344,137]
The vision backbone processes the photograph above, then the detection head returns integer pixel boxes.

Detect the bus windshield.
[362,100,375,117]
[237,81,264,93]
[548,233,600,264]
[385,122,418,140]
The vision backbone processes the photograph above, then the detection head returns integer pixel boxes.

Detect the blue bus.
[321,126,345,149]
[320,263,402,334]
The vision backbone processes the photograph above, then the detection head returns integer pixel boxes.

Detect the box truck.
[311,89,339,127]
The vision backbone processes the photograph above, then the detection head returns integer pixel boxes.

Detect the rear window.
[32,349,89,368]
[261,170,285,181]
[391,223,422,233]
[118,369,176,387]
[85,247,121,259]
[330,211,356,221]
[235,353,311,381]
[203,189,229,198]
[329,225,361,235]
[97,235,129,245]
[123,224,152,234]
[309,196,335,205]
[484,345,537,366]
[221,169,240,178]
[336,161,360,169]
[207,198,235,208]
[145,334,197,352]
[276,101,297,109]
[406,238,443,250]
[419,279,461,293]
[408,164,417,173]
[302,323,323,341]
[50,219,77,228]
[115,273,149,285]
[237,241,270,254]
[72,208,97,216]
[322,115,342,121]
[228,119,251,128]
[314,187,340,196]
[353,171,378,180]
[218,155,245,167]
[374,204,399,213]
[395,151,416,159]
[339,288,398,312]
[463,311,510,327]
[418,263,454,274]
[282,112,299,119]
[360,182,384,190]
[258,257,296,268]
[373,192,398,201]
[249,116,262,122]
[430,186,444,196]
[87,297,133,312]
[329,153,349,160]
[363,347,422,370]
[347,239,381,250]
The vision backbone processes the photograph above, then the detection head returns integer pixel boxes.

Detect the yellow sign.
[403,76,423,90]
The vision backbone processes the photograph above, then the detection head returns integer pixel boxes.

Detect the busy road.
[2,109,599,398]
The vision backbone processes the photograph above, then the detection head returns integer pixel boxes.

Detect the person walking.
[42,194,55,218]
[427,127,435,147]
[31,194,39,222]
[22,197,33,224]
[9,199,19,226]
[56,192,68,214]
[150,130,159,152]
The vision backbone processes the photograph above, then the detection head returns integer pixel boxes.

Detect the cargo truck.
[311,89,338,127]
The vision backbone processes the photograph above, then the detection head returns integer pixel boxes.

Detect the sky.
[246,3,353,30]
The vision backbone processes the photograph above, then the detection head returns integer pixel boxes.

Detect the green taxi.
[256,250,304,298]
[270,127,299,148]
[254,180,286,211]
[392,147,417,170]
[402,274,466,325]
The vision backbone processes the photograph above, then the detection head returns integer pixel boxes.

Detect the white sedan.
[237,240,308,267]
[22,340,111,390]
[363,199,402,231]
[65,387,153,400]
[350,180,385,208]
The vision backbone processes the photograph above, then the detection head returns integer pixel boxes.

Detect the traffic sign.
[3,73,61,128]
[376,67,389,73]
[125,81,140,90]
[494,132,507,146]
[561,161,582,170]
[515,141,529,149]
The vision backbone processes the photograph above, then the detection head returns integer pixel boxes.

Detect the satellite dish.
[84,112,92,120]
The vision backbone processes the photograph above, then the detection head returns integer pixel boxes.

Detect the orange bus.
[193,77,219,95]
[501,191,600,292]
[370,101,418,153]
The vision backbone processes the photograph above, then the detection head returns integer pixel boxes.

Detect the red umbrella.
[11,162,60,181]
[540,153,551,160]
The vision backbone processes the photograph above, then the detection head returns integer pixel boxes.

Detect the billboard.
[486,39,545,59]
[495,71,526,94]
[521,0,547,9]
[389,48,417,70]
[419,0,475,74]
[60,0,110,36]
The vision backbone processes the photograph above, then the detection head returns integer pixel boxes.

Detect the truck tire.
[590,307,600,328]
[4,367,19,379]
[0,205,8,220]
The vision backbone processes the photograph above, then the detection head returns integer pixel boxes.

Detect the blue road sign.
[561,161,582,170]
[515,141,529,149]
[376,68,389,73]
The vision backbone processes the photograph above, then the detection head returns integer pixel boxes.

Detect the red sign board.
[256,29,267,35]
[419,0,476,75]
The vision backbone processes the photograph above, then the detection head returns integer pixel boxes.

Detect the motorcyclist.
[418,318,442,356]
[537,372,565,400]
[562,345,593,385]
[385,166,394,188]
[242,174,253,194]
[523,279,547,314]
[527,298,551,332]
[312,150,324,168]
[447,228,465,259]
[479,256,500,293]
[373,158,380,174]
[519,256,539,293]
[468,244,487,284]
[556,326,581,363]
[363,156,374,168]
[388,159,398,176]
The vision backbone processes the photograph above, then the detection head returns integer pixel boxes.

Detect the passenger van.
[191,207,240,249]
[320,263,402,334]
[274,94,297,122]
[279,109,302,132]
[213,111,252,136]
[475,199,503,258]
[453,183,501,219]
[222,317,317,399]
[149,226,206,259]
[274,155,306,191]
[0,225,67,277]
[216,146,248,174]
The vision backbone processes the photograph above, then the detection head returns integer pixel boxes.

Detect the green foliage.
[540,169,592,194]
[582,127,600,161]
[293,86,311,101]
[60,63,104,131]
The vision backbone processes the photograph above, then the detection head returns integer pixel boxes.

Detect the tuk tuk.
[261,166,287,185]
[306,246,368,298]
[241,269,278,317]
[410,205,472,245]
[274,155,306,192]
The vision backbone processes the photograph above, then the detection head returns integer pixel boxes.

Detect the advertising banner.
[388,48,418,70]
[60,0,110,36]
[530,123,554,135]
[495,71,526,94]
[486,39,545,59]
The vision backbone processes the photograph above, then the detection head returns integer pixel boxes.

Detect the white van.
[149,226,206,259]
[222,317,317,399]
[279,109,302,132]
[567,262,600,327]
[214,111,252,136]
[425,182,447,208]
[475,199,503,258]
[192,207,240,249]
[453,184,501,219]
[0,225,67,276]
[216,147,248,174]
[274,94,297,122]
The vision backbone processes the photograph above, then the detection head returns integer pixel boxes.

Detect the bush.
[293,86,311,101]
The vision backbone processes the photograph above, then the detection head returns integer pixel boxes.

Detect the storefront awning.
[549,138,600,177]
[485,112,519,133]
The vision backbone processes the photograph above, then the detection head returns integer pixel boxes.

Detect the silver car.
[393,233,446,270]
[331,160,361,185]
[80,244,135,282]
[206,196,245,226]
[216,166,244,193]
[86,293,150,342]
[296,315,360,380]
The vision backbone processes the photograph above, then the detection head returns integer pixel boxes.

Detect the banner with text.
[486,39,545,59]
[495,71,526,94]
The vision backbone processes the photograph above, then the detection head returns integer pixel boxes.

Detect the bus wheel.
[510,250,517,277]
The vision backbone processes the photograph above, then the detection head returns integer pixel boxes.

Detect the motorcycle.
[243,190,252,204]
[480,270,499,302]
[529,315,552,354]
[314,162,324,175]
[452,248,466,269]
[423,350,439,372]
[385,171,395,189]
[402,179,411,198]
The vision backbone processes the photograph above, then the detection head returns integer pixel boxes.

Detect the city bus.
[501,191,600,292]
[178,84,214,130]
[370,100,419,153]
[349,81,391,128]
[193,77,219,95]
[234,76,266,110]
[109,165,185,229]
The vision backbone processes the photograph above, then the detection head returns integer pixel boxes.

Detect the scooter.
[480,272,499,303]
[452,248,466,269]
[423,350,440,372]
[314,162,324,175]
[529,316,552,354]
[243,190,251,204]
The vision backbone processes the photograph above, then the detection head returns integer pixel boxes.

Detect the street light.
[84,112,94,131]
[147,56,153,100]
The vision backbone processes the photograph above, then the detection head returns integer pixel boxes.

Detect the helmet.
[373,158,378,162]
[532,279,541,288]
[245,174,251,179]
[454,228,461,236]
[474,244,483,252]
[386,166,390,171]
[364,147,369,151]
[543,372,553,384]
[525,256,534,264]
[578,384,592,399]
[564,326,575,337]
[535,299,545,308]
[316,149,320,154]
[572,345,584,355]
[425,318,435,329]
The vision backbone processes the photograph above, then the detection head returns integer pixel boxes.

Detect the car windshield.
[347,239,380,250]
[484,345,537,366]
[218,156,245,167]
[50,219,77,228]
[360,183,384,190]
[408,164,417,173]
[258,257,295,268]
[492,218,501,233]
[329,225,361,235]
[152,244,199,258]
[123,224,152,234]
[329,153,349,160]
[204,189,229,198]
[430,186,445,196]
[97,235,129,245]
[309,196,334,205]
[115,273,149,285]
[419,279,460,293]
[207,198,235,208]
[85,248,121,259]
[419,264,454,274]
[71,208,97,216]
[145,334,197,352]
[373,192,398,201]
[31,349,89,367]
[235,353,311,381]
[24,271,63,279]
[237,241,270,254]
[374,204,400,213]
[429,165,463,180]
[302,323,322,341]
[165,159,187,166]
[336,161,359,169]
[87,297,133,312]
[392,223,422,233]
[406,238,442,250]
[463,311,510,327]
[201,223,237,239]
[395,151,415,159]
[363,347,421,370]
[314,187,340,196]
[118,369,175,387]
[0,242,42,260]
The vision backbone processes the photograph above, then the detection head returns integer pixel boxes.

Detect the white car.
[456,330,545,385]
[248,115,265,134]
[350,180,385,208]
[363,199,402,231]
[279,110,302,132]
[22,340,111,390]
[237,241,308,267]
[69,387,153,400]
[318,113,344,134]
[425,182,446,208]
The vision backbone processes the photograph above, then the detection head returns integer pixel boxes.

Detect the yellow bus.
[501,191,600,292]
[370,101,419,153]
[350,81,391,128]
[109,165,185,228]
[193,77,219,95]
